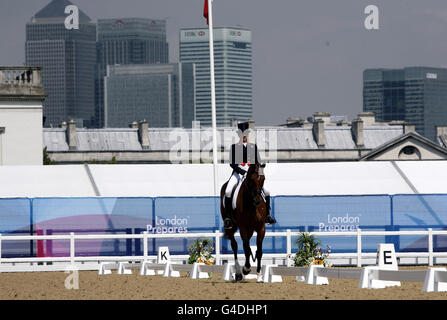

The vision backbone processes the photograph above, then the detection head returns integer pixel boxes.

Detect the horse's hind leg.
[230,235,242,281]
[256,227,265,282]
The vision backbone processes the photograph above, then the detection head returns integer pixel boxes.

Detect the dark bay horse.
[220,163,267,282]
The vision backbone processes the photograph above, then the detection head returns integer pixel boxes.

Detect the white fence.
[0,228,447,272]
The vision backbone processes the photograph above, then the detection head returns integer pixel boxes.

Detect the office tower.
[104,63,195,128]
[26,0,96,127]
[180,27,252,127]
[95,18,169,127]
[363,67,447,140]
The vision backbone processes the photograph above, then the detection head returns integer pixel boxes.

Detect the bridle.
[244,165,264,207]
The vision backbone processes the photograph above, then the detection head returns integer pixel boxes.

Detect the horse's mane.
[246,163,258,177]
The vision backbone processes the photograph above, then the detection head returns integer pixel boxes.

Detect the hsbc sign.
[181,29,251,43]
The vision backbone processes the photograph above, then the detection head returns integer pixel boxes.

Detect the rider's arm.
[255,144,262,165]
[229,144,246,175]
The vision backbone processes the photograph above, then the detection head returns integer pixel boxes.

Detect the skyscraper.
[26,0,96,127]
[104,63,195,128]
[363,67,447,140]
[95,18,169,128]
[180,27,252,127]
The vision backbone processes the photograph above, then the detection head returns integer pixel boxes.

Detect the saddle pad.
[232,176,245,210]
[222,175,245,210]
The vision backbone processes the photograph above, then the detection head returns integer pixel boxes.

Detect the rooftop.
[32,0,91,23]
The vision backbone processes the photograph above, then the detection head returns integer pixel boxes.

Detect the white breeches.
[225,171,270,198]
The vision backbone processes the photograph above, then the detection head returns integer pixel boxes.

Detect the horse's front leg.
[230,235,242,281]
[242,238,252,276]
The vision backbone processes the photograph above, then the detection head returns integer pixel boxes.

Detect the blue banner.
[273,195,392,253]
[0,195,446,258]
[392,194,447,252]
[151,197,220,254]
[32,197,153,257]
[0,198,32,257]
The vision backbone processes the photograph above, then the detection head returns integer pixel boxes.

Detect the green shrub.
[294,232,331,267]
[187,238,216,265]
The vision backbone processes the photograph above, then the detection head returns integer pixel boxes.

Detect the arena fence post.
[0,233,2,265]
[286,229,291,258]
[215,230,221,265]
[70,232,75,265]
[143,231,148,261]
[428,228,433,267]
[357,228,362,267]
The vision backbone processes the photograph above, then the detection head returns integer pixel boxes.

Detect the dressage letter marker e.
[376,243,400,287]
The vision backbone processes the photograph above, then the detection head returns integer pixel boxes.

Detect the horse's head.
[245,163,266,207]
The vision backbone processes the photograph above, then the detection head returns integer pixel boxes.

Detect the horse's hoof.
[242,266,251,275]
[256,273,264,283]
[235,273,243,282]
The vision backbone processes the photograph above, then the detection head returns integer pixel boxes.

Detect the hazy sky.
[1,0,447,125]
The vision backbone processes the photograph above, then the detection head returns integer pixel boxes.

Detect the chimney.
[192,120,201,129]
[129,121,138,129]
[313,112,331,125]
[404,124,416,134]
[247,119,255,130]
[138,119,149,150]
[312,119,325,147]
[351,119,364,147]
[436,126,447,136]
[358,112,375,126]
[286,117,304,127]
[66,119,77,151]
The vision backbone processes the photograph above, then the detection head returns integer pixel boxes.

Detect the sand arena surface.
[0,266,447,300]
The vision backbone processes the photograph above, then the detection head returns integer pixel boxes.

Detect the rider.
[223,122,277,231]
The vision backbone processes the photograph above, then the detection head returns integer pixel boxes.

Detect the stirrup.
[224,218,233,230]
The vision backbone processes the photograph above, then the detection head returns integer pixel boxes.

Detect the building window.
[398,145,421,160]
[233,42,246,49]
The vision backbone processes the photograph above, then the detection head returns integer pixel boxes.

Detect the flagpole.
[207,0,219,196]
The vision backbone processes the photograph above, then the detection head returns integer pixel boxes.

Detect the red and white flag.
[203,0,209,25]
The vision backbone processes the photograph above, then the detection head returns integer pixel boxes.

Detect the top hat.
[237,122,250,133]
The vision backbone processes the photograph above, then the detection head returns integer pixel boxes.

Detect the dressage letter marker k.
[161,251,167,261]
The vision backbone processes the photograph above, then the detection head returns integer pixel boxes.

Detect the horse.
[220,163,267,282]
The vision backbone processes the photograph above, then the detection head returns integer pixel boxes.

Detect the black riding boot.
[223,196,233,230]
[265,196,276,225]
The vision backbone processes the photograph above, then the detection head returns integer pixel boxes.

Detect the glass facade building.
[25,0,96,127]
[179,27,252,127]
[95,18,169,128]
[104,63,195,128]
[364,67,447,140]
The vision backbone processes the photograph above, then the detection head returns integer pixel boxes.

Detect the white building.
[0,67,45,165]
